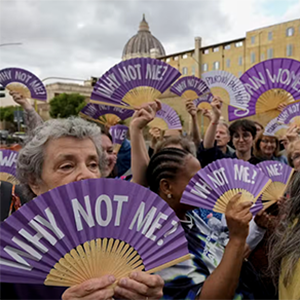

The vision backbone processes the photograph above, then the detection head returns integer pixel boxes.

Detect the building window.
[213,47,219,52]
[174,56,179,61]
[235,41,243,47]
[286,27,294,36]
[261,53,265,61]
[202,63,208,72]
[287,44,293,57]
[238,56,243,66]
[251,36,255,44]
[182,67,188,75]
[224,44,231,50]
[268,32,273,41]
[166,58,171,62]
[251,52,256,64]
[226,59,230,67]
[267,48,273,59]
[238,71,242,77]
[191,66,196,75]
[203,49,209,54]
[182,54,188,59]
[213,61,220,70]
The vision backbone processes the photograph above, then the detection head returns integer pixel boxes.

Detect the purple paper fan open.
[277,102,300,125]
[264,118,288,136]
[81,103,134,121]
[0,68,47,101]
[154,103,182,129]
[0,150,18,178]
[109,125,129,145]
[193,94,213,108]
[170,76,210,98]
[257,161,294,185]
[181,158,271,214]
[0,178,189,285]
[90,58,181,105]
[228,58,300,121]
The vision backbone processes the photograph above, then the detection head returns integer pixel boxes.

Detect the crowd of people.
[0,90,300,300]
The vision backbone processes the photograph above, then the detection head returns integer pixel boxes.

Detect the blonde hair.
[287,139,300,167]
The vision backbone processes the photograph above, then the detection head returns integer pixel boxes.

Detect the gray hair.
[17,117,104,199]
[268,172,300,288]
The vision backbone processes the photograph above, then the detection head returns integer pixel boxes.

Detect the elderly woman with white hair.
[1,117,163,300]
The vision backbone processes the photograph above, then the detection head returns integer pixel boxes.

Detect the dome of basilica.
[122,14,166,60]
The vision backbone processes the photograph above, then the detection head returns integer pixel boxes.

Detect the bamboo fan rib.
[122,87,161,107]
[6,83,31,99]
[0,173,19,185]
[209,87,230,106]
[182,90,201,101]
[45,238,144,286]
[256,89,294,114]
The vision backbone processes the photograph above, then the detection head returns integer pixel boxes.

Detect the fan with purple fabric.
[201,70,250,109]
[263,118,289,137]
[228,58,300,121]
[109,125,129,153]
[148,103,182,130]
[277,102,300,126]
[0,68,47,101]
[90,58,181,108]
[80,103,134,127]
[0,178,190,287]
[181,158,271,214]
[257,161,294,209]
[0,150,19,184]
[170,76,210,101]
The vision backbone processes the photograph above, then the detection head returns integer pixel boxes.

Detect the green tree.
[49,93,86,118]
[0,106,23,123]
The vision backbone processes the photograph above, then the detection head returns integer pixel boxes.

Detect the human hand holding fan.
[257,161,294,209]
[0,150,19,184]
[90,58,181,108]
[0,179,190,287]
[181,158,271,214]
[0,68,47,101]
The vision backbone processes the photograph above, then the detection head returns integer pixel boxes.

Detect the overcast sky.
[0,0,299,84]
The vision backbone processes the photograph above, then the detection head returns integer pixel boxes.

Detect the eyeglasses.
[261,139,276,145]
[232,133,251,140]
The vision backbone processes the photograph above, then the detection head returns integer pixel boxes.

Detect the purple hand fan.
[149,103,182,130]
[109,125,129,153]
[181,158,271,214]
[170,76,210,101]
[257,161,294,208]
[80,103,134,127]
[0,150,19,184]
[90,57,181,108]
[228,58,300,121]
[0,178,190,286]
[264,118,288,137]
[0,68,47,101]
[277,102,300,126]
[201,70,250,110]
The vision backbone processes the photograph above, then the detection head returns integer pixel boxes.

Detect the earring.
[167,194,172,199]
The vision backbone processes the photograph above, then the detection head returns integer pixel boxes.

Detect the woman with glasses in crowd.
[254,133,288,164]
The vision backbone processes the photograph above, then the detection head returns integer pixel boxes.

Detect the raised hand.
[225,193,253,242]
[186,99,197,117]
[210,96,223,122]
[9,90,32,110]
[130,100,162,131]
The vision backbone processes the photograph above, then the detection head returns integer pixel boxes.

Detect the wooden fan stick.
[146,254,191,274]
[79,113,106,126]
[89,99,136,110]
